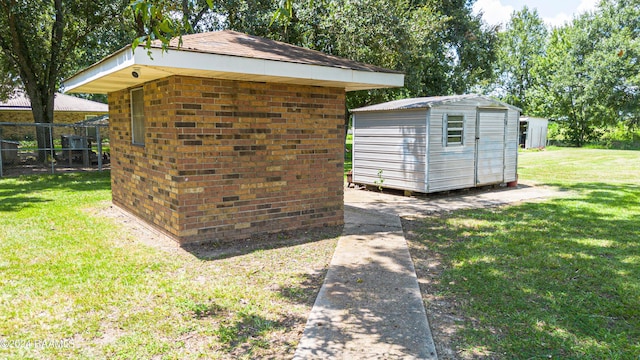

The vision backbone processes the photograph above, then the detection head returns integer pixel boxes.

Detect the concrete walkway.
[294,205,437,359]
[294,182,566,359]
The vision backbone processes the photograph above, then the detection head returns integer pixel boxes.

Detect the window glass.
[131,88,145,145]
[446,115,464,146]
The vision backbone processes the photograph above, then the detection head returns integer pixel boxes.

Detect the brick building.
[0,92,107,140]
[64,30,403,245]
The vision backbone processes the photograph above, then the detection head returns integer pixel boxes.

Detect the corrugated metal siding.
[504,110,519,181]
[476,110,506,185]
[351,97,519,194]
[524,118,547,149]
[427,104,477,192]
[353,110,427,192]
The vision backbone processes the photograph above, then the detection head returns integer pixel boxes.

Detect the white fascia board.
[65,46,404,93]
[138,47,404,89]
[136,48,264,74]
[265,60,350,83]
[63,47,135,93]
[351,70,405,89]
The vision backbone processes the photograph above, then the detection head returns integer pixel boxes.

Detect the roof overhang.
[63,46,404,94]
[351,94,522,113]
[520,116,548,122]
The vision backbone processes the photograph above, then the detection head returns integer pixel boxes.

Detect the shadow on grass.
[0,171,111,212]
[181,225,343,262]
[179,228,343,356]
[405,182,640,358]
[277,270,328,305]
[177,295,308,356]
[214,311,305,354]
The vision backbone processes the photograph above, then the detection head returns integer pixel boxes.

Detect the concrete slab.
[344,182,567,218]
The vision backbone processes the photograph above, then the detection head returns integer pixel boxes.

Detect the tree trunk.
[26,87,56,162]
[1,0,62,163]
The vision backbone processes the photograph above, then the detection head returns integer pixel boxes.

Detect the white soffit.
[63,46,405,94]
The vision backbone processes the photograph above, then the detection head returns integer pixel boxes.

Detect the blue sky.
[473,0,599,28]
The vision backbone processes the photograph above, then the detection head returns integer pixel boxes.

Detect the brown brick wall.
[109,75,345,244]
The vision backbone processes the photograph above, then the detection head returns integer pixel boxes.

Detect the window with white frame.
[445,114,464,146]
[130,88,145,145]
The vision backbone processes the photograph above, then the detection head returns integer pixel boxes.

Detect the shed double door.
[475,109,507,185]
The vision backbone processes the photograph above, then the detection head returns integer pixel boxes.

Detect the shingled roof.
[152,30,396,73]
[0,91,108,112]
[64,30,404,94]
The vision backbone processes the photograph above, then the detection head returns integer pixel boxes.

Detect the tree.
[530,0,639,146]
[292,0,423,109]
[592,0,640,130]
[533,23,596,146]
[421,0,499,95]
[0,55,18,101]
[491,6,547,113]
[132,0,498,134]
[0,0,500,156]
[287,0,498,108]
[0,1,128,160]
[135,0,498,108]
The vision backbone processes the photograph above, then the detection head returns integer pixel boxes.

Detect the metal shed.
[351,94,521,193]
[519,116,548,149]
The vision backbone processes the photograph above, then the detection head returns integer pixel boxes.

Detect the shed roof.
[351,94,521,112]
[63,30,404,94]
[0,91,108,112]
[520,116,548,123]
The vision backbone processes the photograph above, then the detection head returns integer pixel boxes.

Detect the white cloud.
[472,0,514,27]
[544,13,572,28]
[474,0,601,30]
[544,0,598,27]
[577,0,598,13]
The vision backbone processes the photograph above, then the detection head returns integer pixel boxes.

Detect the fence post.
[96,125,102,171]
[49,123,55,174]
[82,126,89,167]
[0,136,4,178]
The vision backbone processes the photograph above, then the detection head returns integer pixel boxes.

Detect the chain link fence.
[0,117,109,177]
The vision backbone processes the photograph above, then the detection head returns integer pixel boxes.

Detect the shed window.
[131,88,145,145]
[445,114,464,146]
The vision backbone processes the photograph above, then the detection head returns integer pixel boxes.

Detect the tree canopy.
[490,0,639,146]
[1,0,637,150]
[491,6,547,114]
[0,0,130,159]
[129,0,498,109]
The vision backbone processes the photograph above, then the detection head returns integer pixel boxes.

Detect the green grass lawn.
[344,139,352,176]
[0,172,338,359]
[407,148,640,358]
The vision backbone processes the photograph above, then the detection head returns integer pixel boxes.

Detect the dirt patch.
[88,201,183,253]
[94,201,344,260]
[86,201,342,358]
[182,226,344,261]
